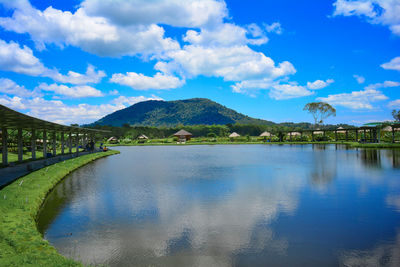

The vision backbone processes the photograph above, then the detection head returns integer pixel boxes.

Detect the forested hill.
[90,98,275,127]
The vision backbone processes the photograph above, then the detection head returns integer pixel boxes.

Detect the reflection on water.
[37,145,400,267]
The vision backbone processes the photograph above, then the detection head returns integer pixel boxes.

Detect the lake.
[37,145,400,266]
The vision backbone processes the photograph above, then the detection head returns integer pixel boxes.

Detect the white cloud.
[49,65,106,85]
[333,0,400,36]
[353,74,365,84]
[0,95,26,109]
[333,0,376,17]
[81,0,227,28]
[364,80,400,90]
[0,94,163,124]
[317,89,388,109]
[231,79,314,100]
[156,45,296,82]
[265,22,283,34]
[388,99,400,108]
[307,79,334,90]
[270,83,314,100]
[110,72,185,90]
[0,78,41,97]
[0,1,180,57]
[183,23,268,47]
[0,39,106,84]
[0,39,47,76]
[381,56,400,71]
[111,95,163,107]
[38,83,103,98]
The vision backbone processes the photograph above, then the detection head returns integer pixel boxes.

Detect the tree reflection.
[360,149,382,169]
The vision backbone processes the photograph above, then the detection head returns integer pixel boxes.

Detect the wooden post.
[312,131,314,142]
[69,132,72,153]
[335,130,337,141]
[31,129,36,160]
[355,129,358,142]
[345,130,348,141]
[289,132,292,142]
[17,128,23,162]
[43,129,47,159]
[300,131,303,141]
[364,129,366,143]
[52,131,56,156]
[2,127,8,167]
[61,132,65,155]
[393,127,395,143]
[76,132,79,156]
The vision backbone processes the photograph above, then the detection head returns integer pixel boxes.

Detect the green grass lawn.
[0,150,119,266]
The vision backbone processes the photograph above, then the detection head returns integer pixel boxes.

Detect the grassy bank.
[103,140,400,149]
[0,150,119,266]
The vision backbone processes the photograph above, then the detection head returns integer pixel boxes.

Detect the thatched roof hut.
[107,136,119,143]
[229,132,240,138]
[313,129,324,135]
[382,126,400,132]
[337,127,346,134]
[138,134,149,139]
[289,132,301,136]
[174,129,193,141]
[260,131,272,137]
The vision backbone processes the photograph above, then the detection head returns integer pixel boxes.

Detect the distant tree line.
[89,122,355,140]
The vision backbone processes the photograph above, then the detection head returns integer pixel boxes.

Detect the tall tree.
[393,110,400,122]
[303,102,336,126]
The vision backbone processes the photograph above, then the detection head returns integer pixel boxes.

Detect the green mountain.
[91,98,275,127]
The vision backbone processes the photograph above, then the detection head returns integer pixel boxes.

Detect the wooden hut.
[107,136,119,144]
[260,131,272,137]
[138,134,149,140]
[337,127,346,134]
[229,132,240,138]
[173,129,193,142]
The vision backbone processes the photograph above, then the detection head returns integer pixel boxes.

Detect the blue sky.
[0,0,399,125]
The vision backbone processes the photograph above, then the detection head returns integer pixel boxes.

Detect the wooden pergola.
[0,105,108,167]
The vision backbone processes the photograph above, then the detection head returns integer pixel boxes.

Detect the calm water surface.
[37,145,400,266]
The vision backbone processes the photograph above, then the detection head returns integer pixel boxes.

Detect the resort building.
[173,129,193,142]
[229,132,240,138]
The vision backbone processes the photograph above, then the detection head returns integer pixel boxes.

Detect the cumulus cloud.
[110,72,185,90]
[231,79,314,100]
[0,39,106,84]
[381,56,400,71]
[317,89,388,109]
[270,83,314,100]
[0,1,180,57]
[0,94,163,124]
[38,83,104,98]
[353,74,365,84]
[184,23,268,47]
[156,45,296,81]
[333,0,400,36]
[0,0,304,101]
[0,78,41,97]
[307,79,334,90]
[49,65,106,85]
[388,99,400,108]
[0,39,47,76]
[265,22,283,34]
[364,80,400,90]
[111,95,163,107]
[81,0,227,28]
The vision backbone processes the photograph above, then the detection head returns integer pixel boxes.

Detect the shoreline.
[0,150,119,266]
[104,141,400,149]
